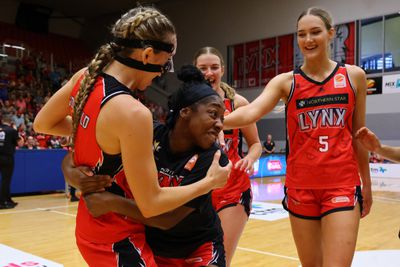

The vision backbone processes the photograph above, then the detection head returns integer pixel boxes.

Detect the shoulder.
[345,64,367,92]
[153,120,167,138]
[270,71,293,90]
[234,94,249,108]
[103,96,152,130]
[345,64,366,82]
[70,68,87,85]
[198,145,229,167]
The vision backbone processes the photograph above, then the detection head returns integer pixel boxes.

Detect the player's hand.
[235,156,255,175]
[206,150,231,190]
[84,191,115,217]
[361,184,373,218]
[355,127,381,152]
[61,152,112,194]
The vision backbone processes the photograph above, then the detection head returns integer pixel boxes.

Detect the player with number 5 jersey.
[285,62,360,189]
[223,7,372,267]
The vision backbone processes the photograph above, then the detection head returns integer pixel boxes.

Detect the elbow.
[139,206,159,218]
[32,117,46,134]
[32,119,41,133]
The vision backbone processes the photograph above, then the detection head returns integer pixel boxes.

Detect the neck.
[215,85,224,98]
[302,56,334,75]
[168,122,194,154]
[104,60,139,89]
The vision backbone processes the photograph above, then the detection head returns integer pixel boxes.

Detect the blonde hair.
[71,6,175,146]
[193,46,236,101]
[297,7,334,30]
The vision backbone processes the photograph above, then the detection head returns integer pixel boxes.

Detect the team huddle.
[33,5,376,267]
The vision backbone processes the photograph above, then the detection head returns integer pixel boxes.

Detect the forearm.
[34,116,73,137]
[224,107,260,130]
[246,143,262,162]
[354,140,371,186]
[376,145,400,163]
[110,197,193,230]
[142,180,211,217]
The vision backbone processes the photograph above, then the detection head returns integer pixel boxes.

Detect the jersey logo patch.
[331,196,350,203]
[184,154,199,171]
[153,140,161,152]
[80,113,90,129]
[334,74,346,88]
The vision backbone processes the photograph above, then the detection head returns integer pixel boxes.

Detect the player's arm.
[61,151,113,194]
[84,192,194,230]
[234,94,262,173]
[355,127,400,162]
[33,68,86,136]
[348,65,372,218]
[105,97,231,217]
[223,73,291,130]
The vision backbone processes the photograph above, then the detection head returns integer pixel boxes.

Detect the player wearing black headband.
[33,6,230,266]
[62,65,229,267]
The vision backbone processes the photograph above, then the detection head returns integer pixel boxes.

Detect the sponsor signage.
[250,201,288,221]
[382,73,400,94]
[366,76,382,95]
[251,154,287,178]
[0,244,63,267]
[369,163,400,178]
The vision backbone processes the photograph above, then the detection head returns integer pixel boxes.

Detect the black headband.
[113,37,174,53]
[172,83,219,111]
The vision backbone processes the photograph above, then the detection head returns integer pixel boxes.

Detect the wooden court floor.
[0,177,399,267]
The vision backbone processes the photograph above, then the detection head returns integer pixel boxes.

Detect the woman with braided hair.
[193,47,262,266]
[33,7,230,267]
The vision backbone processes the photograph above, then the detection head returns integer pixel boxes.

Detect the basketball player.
[63,65,229,267]
[223,7,372,267]
[193,47,262,266]
[33,7,230,267]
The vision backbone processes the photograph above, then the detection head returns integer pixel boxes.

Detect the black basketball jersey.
[145,122,228,258]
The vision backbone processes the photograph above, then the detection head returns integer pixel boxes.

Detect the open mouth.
[206,78,216,86]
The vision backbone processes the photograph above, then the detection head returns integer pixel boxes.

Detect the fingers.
[77,166,94,176]
[212,150,221,163]
[355,126,370,139]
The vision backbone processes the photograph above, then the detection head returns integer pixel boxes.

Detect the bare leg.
[321,204,360,267]
[218,205,248,267]
[289,214,323,267]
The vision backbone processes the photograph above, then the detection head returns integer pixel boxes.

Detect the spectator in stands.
[23,135,39,150]
[47,135,61,149]
[12,110,24,129]
[263,134,275,154]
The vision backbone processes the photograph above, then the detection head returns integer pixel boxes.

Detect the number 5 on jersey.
[319,136,328,152]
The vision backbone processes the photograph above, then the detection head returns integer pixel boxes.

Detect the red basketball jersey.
[223,97,242,164]
[285,63,360,189]
[70,73,144,243]
[212,97,250,198]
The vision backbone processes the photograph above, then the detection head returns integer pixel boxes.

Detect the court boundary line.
[374,196,400,202]
[0,204,78,215]
[237,246,299,261]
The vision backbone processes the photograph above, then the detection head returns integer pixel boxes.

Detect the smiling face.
[297,14,334,60]
[185,95,225,149]
[195,53,224,91]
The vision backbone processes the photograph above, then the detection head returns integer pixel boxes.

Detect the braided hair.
[71,6,175,147]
